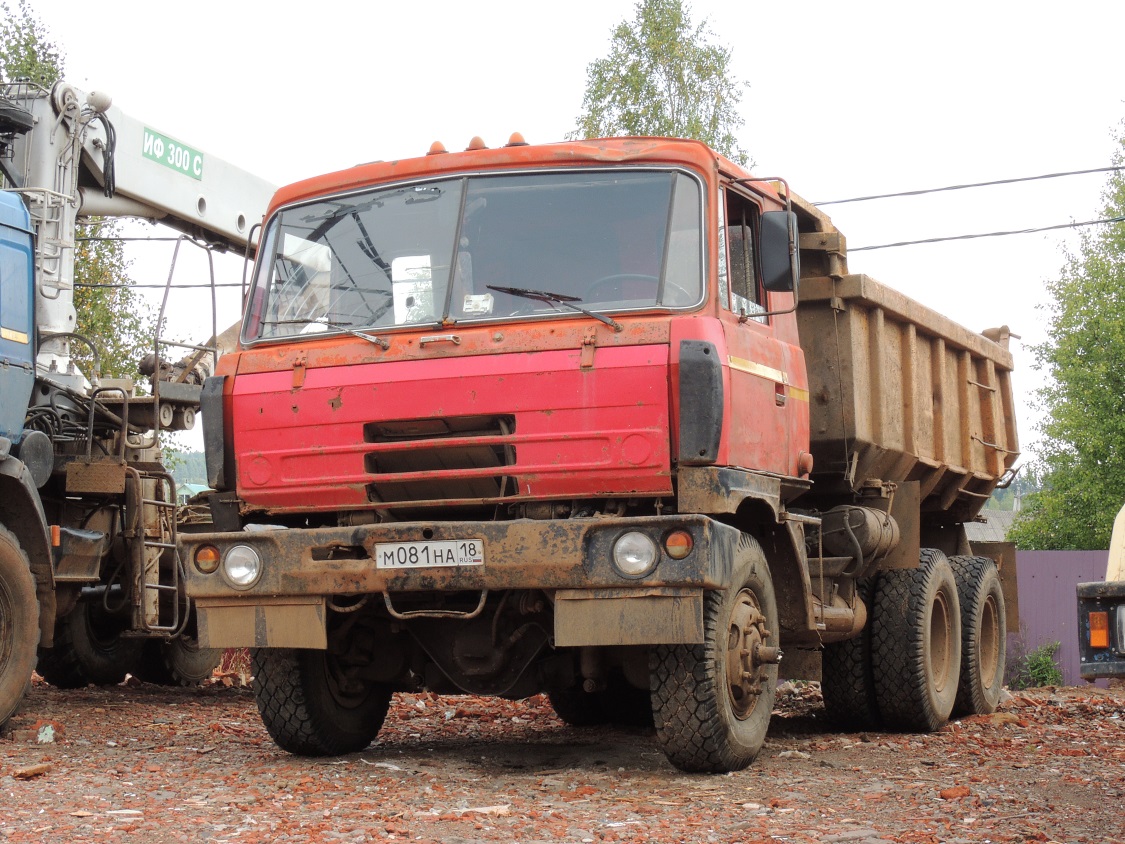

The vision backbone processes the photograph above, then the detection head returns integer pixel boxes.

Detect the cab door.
[718,185,804,477]
[0,200,36,441]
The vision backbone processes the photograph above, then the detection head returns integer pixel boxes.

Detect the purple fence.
[1012,550,1111,687]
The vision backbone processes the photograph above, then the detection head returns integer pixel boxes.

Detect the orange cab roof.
[267,136,756,218]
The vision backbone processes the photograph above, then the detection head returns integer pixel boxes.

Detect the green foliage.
[0,0,62,85]
[169,449,207,486]
[570,0,749,165]
[1,2,154,383]
[73,219,153,380]
[1009,136,1125,550]
[1008,641,1063,689]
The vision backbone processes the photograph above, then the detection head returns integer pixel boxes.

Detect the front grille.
[363,415,516,504]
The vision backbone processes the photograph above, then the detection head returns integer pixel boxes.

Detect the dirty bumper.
[182,515,742,651]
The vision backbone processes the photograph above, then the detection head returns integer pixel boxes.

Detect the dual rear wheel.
[822,549,1006,730]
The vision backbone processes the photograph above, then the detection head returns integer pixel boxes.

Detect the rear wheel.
[650,533,778,773]
[949,555,1006,716]
[821,577,881,730]
[37,600,144,688]
[137,632,222,686]
[253,648,392,756]
[872,549,961,732]
[0,527,39,727]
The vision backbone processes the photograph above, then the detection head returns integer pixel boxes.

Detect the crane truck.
[1077,503,1125,680]
[0,79,273,728]
[178,135,1019,773]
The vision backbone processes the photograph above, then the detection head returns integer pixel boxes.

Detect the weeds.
[1009,640,1064,689]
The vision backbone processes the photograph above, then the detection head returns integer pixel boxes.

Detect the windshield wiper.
[263,317,391,349]
[486,285,622,332]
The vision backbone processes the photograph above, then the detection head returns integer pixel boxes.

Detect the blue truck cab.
[0,190,35,442]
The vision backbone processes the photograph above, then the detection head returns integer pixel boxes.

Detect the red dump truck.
[180,136,1019,773]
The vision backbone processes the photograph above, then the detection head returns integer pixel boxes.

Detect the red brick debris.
[1,678,1122,843]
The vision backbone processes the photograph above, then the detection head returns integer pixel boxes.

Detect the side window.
[721,189,766,323]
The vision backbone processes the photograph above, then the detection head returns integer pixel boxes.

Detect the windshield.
[246,169,703,342]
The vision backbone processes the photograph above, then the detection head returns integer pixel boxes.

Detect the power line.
[851,215,1125,252]
[75,282,243,288]
[815,165,1125,206]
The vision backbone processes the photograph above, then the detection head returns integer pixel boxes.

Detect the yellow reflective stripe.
[727,355,809,402]
[1,326,29,344]
[728,355,787,384]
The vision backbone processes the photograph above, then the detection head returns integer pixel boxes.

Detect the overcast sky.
[32,0,1125,460]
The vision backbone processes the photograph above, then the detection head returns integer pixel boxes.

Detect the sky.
[28,0,1125,461]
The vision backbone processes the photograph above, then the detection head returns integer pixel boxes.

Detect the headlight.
[222,544,262,589]
[612,531,658,577]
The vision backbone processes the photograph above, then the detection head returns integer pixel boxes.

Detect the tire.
[0,526,39,728]
[549,673,653,728]
[650,532,778,773]
[949,555,1006,716]
[821,577,881,730]
[253,648,393,756]
[137,634,222,686]
[36,600,145,688]
[872,548,961,732]
[548,686,609,727]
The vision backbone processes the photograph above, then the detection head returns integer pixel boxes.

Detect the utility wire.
[815,165,1125,206]
[851,215,1125,251]
[75,282,241,289]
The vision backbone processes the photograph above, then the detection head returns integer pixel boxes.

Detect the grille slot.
[363,415,516,504]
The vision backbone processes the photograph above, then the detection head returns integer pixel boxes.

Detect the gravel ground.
[1,676,1122,844]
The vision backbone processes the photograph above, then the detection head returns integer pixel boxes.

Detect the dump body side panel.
[797,274,1018,523]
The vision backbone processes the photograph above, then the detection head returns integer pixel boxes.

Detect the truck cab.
[0,190,35,443]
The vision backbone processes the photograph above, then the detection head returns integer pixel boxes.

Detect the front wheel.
[650,533,779,773]
[0,526,39,727]
[253,648,393,756]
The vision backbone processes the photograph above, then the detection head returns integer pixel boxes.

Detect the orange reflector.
[50,524,61,547]
[1089,611,1110,648]
[195,545,221,574]
[664,530,693,560]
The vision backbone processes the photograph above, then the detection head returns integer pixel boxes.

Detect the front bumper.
[181,514,740,650]
[1077,581,1125,680]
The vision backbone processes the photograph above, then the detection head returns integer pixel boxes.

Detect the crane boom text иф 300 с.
[0,79,274,726]
[178,134,1020,773]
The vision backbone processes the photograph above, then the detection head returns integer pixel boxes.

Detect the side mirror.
[759,210,800,293]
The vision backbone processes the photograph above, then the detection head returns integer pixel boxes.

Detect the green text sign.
[142,128,203,181]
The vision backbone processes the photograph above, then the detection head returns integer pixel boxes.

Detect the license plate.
[374,539,485,569]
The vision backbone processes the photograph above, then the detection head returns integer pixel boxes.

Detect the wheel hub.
[725,589,775,720]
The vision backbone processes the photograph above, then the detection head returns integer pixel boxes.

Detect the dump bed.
[795,273,1018,524]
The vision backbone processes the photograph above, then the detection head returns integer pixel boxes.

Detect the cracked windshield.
[248,170,702,341]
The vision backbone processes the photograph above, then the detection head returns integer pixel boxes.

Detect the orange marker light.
[195,545,221,575]
[664,530,694,560]
[50,524,61,547]
[1089,611,1110,649]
